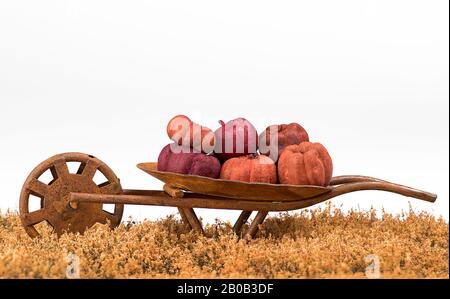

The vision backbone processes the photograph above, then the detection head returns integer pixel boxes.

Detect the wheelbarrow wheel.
[19,153,124,238]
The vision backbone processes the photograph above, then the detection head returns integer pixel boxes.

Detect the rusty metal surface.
[233,211,252,235]
[137,162,437,203]
[245,211,268,239]
[19,153,124,238]
[19,152,437,240]
[137,162,332,202]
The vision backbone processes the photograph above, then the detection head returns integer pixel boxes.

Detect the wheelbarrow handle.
[330,175,386,185]
[326,177,437,203]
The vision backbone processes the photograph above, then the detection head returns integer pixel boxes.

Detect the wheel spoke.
[21,209,47,226]
[99,182,121,194]
[98,210,119,225]
[51,159,70,180]
[81,159,100,179]
[28,179,49,197]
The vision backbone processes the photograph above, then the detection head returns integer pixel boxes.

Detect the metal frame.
[19,153,437,239]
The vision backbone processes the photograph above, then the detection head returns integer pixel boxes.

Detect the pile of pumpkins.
[157,115,333,187]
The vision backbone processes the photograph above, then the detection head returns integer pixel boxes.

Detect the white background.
[0,1,448,224]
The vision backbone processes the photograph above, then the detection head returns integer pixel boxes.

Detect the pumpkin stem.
[218,120,226,127]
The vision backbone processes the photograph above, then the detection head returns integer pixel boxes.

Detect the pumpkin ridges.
[278,151,290,184]
[300,142,333,184]
[251,155,277,183]
[219,155,276,183]
[304,150,326,186]
[278,142,333,186]
[249,157,258,182]
[242,157,252,182]
[314,143,333,184]
[220,159,234,180]
[297,142,312,152]
[296,153,309,185]
[280,151,308,185]
[277,154,287,184]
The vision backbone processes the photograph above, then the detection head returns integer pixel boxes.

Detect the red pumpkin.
[157,143,221,178]
[259,123,309,162]
[167,115,215,153]
[220,154,277,183]
[278,142,333,186]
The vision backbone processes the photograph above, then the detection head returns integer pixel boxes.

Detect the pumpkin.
[167,115,215,153]
[213,118,259,162]
[278,142,333,186]
[157,143,221,178]
[220,154,277,183]
[259,123,309,162]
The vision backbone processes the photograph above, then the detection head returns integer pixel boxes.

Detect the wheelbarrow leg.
[163,184,204,235]
[177,208,192,230]
[233,211,252,235]
[181,208,204,234]
[245,211,268,239]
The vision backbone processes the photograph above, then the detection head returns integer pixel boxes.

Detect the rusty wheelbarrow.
[19,152,437,239]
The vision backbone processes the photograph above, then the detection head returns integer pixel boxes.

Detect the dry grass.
[0,204,448,278]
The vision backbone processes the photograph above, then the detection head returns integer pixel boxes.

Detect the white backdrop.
[1,0,448,223]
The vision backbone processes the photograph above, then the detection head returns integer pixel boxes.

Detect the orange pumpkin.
[220,155,277,184]
[278,142,333,186]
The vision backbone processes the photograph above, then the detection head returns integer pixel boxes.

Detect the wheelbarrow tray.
[137,162,437,203]
[137,162,330,202]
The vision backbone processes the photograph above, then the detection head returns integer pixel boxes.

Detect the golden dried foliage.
[0,204,448,278]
